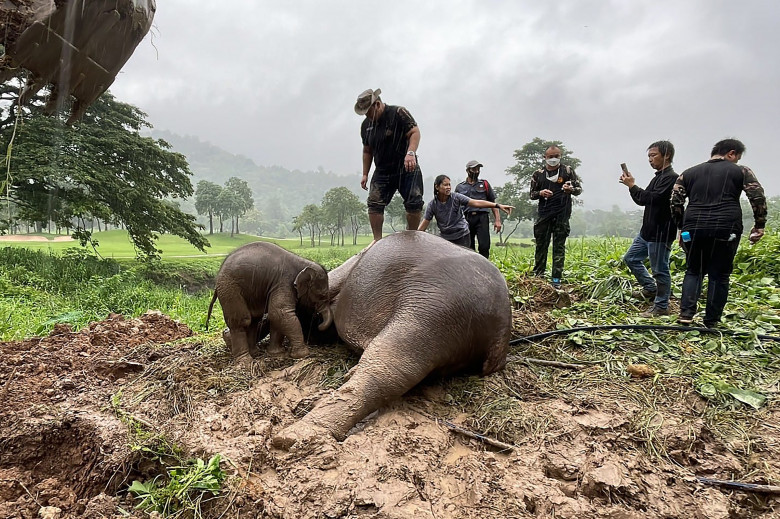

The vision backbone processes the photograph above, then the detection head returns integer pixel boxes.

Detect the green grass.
[3,229,264,257]
[2,229,780,466]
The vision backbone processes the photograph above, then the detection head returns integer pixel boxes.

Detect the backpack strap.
[482,179,490,191]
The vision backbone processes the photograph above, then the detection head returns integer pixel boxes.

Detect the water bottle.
[681,231,691,242]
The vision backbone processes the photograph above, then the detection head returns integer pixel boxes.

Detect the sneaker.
[551,278,562,289]
[640,306,670,318]
[703,320,719,329]
[632,289,657,301]
[678,315,694,325]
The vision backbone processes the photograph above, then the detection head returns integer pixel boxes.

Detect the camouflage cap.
[466,160,483,169]
[354,88,382,115]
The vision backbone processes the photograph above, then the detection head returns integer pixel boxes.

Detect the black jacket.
[628,166,677,242]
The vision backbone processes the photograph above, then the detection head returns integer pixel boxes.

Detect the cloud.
[112,0,780,209]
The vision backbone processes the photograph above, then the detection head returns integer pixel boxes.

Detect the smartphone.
[620,163,628,173]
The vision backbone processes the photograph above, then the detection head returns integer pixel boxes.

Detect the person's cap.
[354,88,382,115]
[466,160,483,169]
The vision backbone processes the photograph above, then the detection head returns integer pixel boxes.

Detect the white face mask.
[545,157,561,167]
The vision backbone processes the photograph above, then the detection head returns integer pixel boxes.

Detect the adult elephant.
[206,242,332,366]
[273,231,511,448]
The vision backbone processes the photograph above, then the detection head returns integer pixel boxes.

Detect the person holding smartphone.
[619,141,678,317]
[529,145,583,289]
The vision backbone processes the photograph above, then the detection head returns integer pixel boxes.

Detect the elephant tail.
[205,289,218,331]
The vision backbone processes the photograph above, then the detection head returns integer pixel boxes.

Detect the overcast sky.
[111,0,780,210]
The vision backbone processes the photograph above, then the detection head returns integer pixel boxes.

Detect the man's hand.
[361,173,369,190]
[749,227,765,244]
[540,189,554,199]
[619,171,635,188]
[404,153,417,172]
[494,220,502,233]
[562,181,574,194]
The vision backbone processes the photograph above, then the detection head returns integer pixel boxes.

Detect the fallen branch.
[435,418,516,452]
[697,476,780,495]
[507,355,585,370]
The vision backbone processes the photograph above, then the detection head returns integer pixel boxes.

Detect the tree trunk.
[235,216,240,235]
[208,212,214,235]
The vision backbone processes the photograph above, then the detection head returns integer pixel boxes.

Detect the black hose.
[510,324,780,345]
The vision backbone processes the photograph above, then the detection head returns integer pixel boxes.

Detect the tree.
[223,177,254,235]
[215,188,236,234]
[321,187,361,246]
[195,180,222,235]
[0,89,208,257]
[385,195,406,232]
[499,138,583,243]
[298,204,322,246]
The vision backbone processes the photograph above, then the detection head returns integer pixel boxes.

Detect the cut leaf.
[725,387,767,409]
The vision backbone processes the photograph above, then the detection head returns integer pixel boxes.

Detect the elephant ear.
[294,267,316,300]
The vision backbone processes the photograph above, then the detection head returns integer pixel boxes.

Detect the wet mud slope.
[1,293,778,517]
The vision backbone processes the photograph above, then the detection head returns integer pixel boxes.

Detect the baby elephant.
[206,242,332,366]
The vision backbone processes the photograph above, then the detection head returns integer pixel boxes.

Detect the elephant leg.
[227,329,253,369]
[246,318,264,357]
[267,327,286,357]
[218,290,253,367]
[273,328,433,448]
[267,296,309,359]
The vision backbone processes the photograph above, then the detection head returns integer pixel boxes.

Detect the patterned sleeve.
[742,166,767,229]
[529,169,542,200]
[669,174,687,229]
[568,168,583,196]
[396,106,418,135]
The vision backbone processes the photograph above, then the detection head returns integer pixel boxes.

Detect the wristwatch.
[406,151,416,156]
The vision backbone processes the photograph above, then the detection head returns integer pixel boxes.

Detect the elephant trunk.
[317,304,333,331]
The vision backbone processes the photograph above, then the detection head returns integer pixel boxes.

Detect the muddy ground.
[1,285,779,518]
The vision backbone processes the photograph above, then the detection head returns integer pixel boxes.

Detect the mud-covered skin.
[274,231,512,447]
[1,0,155,123]
[206,242,332,367]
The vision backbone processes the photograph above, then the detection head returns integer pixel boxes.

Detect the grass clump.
[128,454,227,517]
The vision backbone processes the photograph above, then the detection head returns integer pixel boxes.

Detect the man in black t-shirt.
[529,145,582,289]
[455,160,501,258]
[355,88,424,243]
[671,138,766,328]
[619,141,678,317]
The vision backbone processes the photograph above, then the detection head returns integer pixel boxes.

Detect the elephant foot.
[272,420,334,451]
[289,344,310,359]
[234,353,253,370]
[266,343,286,357]
[248,343,262,358]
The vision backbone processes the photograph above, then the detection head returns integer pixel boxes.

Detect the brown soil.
[1,287,778,518]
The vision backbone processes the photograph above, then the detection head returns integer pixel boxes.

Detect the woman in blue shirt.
[418,175,513,247]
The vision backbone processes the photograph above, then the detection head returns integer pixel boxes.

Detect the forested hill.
[150,130,430,237]
[152,130,364,235]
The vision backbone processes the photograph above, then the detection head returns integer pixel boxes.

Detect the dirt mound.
[0,311,777,518]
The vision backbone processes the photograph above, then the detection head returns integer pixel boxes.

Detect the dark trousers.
[680,236,740,324]
[533,213,570,279]
[465,212,491,258]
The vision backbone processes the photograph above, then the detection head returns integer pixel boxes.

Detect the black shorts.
[367,166,424,214]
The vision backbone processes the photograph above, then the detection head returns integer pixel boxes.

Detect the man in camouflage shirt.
[530,145,583,289]
[671,138,767,327]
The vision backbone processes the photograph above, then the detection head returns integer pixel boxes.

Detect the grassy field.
[2,230,779,445]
